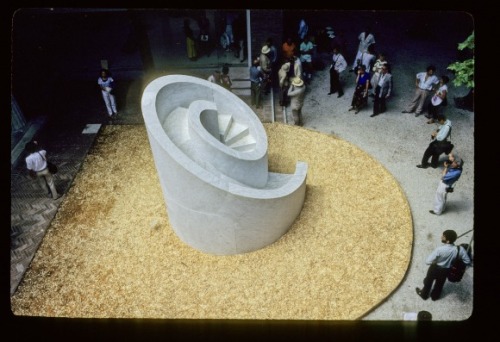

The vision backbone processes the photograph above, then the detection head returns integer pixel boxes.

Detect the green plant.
[447,32,474,89]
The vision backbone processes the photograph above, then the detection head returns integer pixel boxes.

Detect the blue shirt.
[426,243,471,268]
[249,66,263,83]
[442,167,462,186]
[357,72,370,86]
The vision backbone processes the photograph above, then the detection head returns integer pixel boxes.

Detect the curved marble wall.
[141,75,308,255]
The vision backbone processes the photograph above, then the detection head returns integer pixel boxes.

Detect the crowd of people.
[240,20,472,304]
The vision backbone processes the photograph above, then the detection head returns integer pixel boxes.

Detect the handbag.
[431,94,443,106]
[47,161,58,174]
[38,152,58,174]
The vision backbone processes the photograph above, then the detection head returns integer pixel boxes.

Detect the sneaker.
[416,164,429,169]
[338,93,344,98]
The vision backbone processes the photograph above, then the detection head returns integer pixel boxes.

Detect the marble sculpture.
[141,75,307,255]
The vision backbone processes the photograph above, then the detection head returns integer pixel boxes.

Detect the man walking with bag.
[416,230,471,301]
[25,140,61,200]
[416,114,453,169]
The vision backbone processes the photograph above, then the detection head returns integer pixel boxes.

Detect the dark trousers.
[373,86,387,114]
[251,82,262,108]
[351,85,367,109]
[262,73,271,94]
[421,263,449,300]
[428,103,445,120]
[279,85,289,106]
[329,68,343,95]
[421,140,451,167]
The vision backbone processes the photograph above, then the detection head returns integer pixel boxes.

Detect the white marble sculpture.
[141,75,308,255]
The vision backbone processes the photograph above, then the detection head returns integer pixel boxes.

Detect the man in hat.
[416,229,471,301]
[278,61,291,106]
[430,152,463,215]
[260,44,272,95]
[287,77,306,126]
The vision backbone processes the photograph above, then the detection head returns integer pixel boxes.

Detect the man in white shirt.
[25,141,60,200]
[371,64,392,117]
[402,65,439,116]
[350,29,375,71]
[328,47,347,98]
[416,114,453,168]
[299,36,314,84]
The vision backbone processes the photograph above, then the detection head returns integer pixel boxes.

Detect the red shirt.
[282,42,296,60]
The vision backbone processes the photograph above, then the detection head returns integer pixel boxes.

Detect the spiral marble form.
[141,75,308,255]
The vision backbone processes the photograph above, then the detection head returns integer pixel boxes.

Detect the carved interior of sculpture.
[141,75,308,255]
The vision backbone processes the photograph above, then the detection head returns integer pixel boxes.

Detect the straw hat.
[292,77,304,87]
[261,45,271,54]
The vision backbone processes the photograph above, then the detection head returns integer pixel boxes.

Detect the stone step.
[225,121,249,146]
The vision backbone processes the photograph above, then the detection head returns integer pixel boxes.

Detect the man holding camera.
[416,114,453,169]
[430,152,463,215]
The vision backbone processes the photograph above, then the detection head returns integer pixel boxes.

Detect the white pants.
[433,181,448,215]
[36,167,59,199]
[352,50,363,68]
[101,90,117,115]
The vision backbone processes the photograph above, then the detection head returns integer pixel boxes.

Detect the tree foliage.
[447,32,474,89]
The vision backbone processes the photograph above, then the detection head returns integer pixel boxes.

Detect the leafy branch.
[447,31,474,89]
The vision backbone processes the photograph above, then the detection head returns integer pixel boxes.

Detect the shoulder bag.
[38,152,58,174]
[447,246,466,282]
